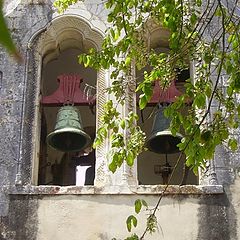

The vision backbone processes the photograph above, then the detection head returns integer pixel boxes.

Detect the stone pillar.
[94,68,109,187]
[121,68,138,186]
[94,64,138,188]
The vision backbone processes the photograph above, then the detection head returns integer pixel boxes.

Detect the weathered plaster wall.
[0,1,53,222]
[230,177,240,240]
[0,195,38,240]
[36,195,199,240]
[1,190,238,240]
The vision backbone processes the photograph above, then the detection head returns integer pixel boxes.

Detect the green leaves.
[93,101,146,173]
[228,139,238,151]
[109,160,117,173]
[51,0,240,239]
[125,199,149,235]
[134,199,148,214]
[126,215,137,232]
[0,2,20,60]
[124,234,139,240]
[54,0,79,13]
[56,0,240,181]
[110,28,120,42]
[134,199,142,214]
[120,119,126,129]
[193,93,206,109]
[83,0,240,177]
[139,94,148,110]
[138,81,153,110]
[126,151,134,166]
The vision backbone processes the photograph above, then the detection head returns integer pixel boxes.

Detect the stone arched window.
[20,15,109,187]
[136,24,198,185]
[17,14,218,190]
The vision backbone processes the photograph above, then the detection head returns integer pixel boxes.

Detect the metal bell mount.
[42,74,92,152]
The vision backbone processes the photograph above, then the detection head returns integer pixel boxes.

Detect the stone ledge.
[6,184,224,195]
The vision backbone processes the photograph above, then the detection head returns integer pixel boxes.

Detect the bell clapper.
[154,154,173,185]
[161,154,172,185]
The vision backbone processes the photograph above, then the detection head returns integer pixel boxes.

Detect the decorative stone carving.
[122,69,138,186]
[35,15,105,65]
[94,68,109,187]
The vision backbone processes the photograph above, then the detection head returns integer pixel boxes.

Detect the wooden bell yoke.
[148,80,182,105]
[41,74,96,106]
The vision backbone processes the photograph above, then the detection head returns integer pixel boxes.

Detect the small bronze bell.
[146,105,182,154]
[47,106,91,152]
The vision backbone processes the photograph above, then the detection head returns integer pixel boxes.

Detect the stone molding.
[6,184,224,195]
[34,14,105,65]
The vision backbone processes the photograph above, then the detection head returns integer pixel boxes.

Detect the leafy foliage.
[93,100,146,172]
[55,0,240,239]
[126,215,138,232]
[0,1,20,59]
[124,234,139,240]
[71,0,240,174]
[134,199,148,214]
[54,0,81,13]
[146,214,158,234]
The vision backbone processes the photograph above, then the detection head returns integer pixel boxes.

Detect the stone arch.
[37,15,104,64]
[19,14,107,186]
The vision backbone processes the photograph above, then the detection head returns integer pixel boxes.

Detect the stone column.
[121,67,138,186]
[94,64,138,188]
[94,68,109,187]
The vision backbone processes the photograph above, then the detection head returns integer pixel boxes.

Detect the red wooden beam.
[148,80,182,105]
[41,74,96,106]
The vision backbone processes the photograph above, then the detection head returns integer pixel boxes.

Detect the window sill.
[6,184,224,195]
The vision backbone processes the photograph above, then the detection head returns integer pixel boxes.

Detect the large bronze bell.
[146,105,182,154]
[47,106,91,152]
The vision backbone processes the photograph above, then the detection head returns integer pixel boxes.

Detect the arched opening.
[31,16,103,186]
[136,27,198,185]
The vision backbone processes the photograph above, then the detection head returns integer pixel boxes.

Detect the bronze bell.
[146,105,182,154]
[47,106,91,152]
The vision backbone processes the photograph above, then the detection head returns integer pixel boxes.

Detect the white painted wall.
[37,195,199,240]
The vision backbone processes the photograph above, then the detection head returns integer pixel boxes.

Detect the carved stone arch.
[142,19,170,49]
[32,14,105,64]
[18,14,108,186]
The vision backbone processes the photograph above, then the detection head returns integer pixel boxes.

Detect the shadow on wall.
[197,191,237,240]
